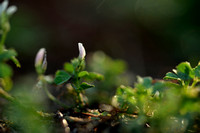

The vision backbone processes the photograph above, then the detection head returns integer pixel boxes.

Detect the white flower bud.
[42,55,47,72]
[6,5,17,16]
[0,0,8,14]
[35,48,47,74]
[35,48,45,66]
[78,43,86,60]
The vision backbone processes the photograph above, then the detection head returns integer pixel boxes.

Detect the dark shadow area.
[6,0,200,78]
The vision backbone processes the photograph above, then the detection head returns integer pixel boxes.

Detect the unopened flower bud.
[0,0,8,14]
[35,48,47,75]
[78,43,86,60]
[6,5,17,16]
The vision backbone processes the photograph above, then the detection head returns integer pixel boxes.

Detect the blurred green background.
[6,0,200,78]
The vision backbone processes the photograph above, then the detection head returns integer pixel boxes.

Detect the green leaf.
[80,82,94,90]
[11,56,21,67]
[70,58,85,71]
[176,62,194,80]
[1,77,13,91]
[176,62,193,73]
[164,62,194,84]
[71,58,79,68]
[164,72,179,80]
[116,85,134,96]
[0,49,17,61]
[54,70,71,85]
[86,72,104,81]
[135,76,152,89]
[78,71,89,78]
[64,62,74,73]
[0,63,12,78]
[114,85,137,111]
[194,65,200,78]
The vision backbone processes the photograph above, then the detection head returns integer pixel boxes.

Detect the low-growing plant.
[0,0,20,92]
[1,0,200,133]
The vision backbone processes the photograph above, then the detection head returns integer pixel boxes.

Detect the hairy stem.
[41,77,69,109]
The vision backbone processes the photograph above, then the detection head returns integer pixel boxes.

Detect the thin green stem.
[71,83,84,107]
[181,81,187,89]
[191,78,199,88]
[77,59,84,72]
[0,88,14,102]
[0,31,7,53]
[41,77,69,109]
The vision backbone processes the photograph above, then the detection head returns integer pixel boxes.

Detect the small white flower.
[78,43,86,59]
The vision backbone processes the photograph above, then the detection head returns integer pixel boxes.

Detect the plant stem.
[41,77,69,109]
[0,31,7,53]
[0,88,14,102]
[77,59,84,72]
[71,83,84,107]
[191,78,198,88]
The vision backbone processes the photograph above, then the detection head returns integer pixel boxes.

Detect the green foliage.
[5,89,51,133]
[79,82,94,90]
[0,1,50,133]
[112,76,157,114]
[54,70,71,85]
[78,71,104,81]
[0,49,16,61]
[0,49,20,68]
[88,51,127,76]
[112,85,137,112]
[164,62,194,85]
[164,61,200,87]
[64,62,74,73]
[0,63,12,77]
[1,0,200,132]
[51,50,104,107]
[87,72,104,81]
[11,56,21,67]
[78,71,89,78]
[111,64,200,132]
[86,51,130,104]
[135,76,153,89]
[0,0,20,92]
[194,64,200,78]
